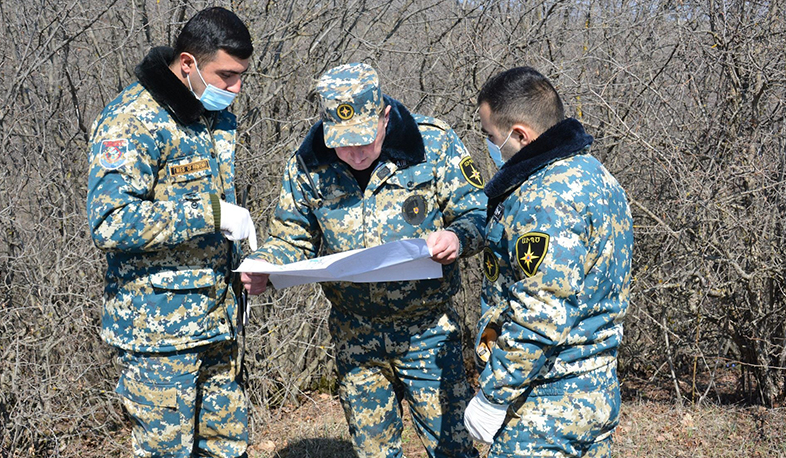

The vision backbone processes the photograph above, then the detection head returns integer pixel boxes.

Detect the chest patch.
[170,159,210,177]
[459,156,484,189]
[483,247,500,282]
[515,232,549,277]
[99,139,128,170]
[402,195,427,225]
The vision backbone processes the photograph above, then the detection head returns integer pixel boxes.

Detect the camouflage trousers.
[330,307,479,458]
[115,340,248,458]
[488,363,620,458]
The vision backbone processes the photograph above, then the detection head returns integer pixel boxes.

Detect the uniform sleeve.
[246,155,322,264]
[434,127,487,257]
[480,192,587,405]
[86,114,216,253]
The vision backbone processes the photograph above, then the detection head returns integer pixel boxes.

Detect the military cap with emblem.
[316,62,385,148]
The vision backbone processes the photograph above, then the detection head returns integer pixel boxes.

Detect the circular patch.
[483,247,500,282]
[402,195,427,225]
[336,103,355,121]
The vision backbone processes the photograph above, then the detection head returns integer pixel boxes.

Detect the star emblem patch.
[483,247,500,282]
[336,103,354,120]
[459,157,484,189]
[515,232,549,277]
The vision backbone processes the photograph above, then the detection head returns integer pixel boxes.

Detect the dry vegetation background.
[1,0,785,456]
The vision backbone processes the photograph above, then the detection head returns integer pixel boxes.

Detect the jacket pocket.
[147,268,217,338]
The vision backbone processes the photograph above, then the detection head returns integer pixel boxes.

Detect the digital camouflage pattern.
[248,87,486,456]
[86,46,248,458]
[477,118,633,456]
[491,364,620,457]
[87,80,240,353]
[116,340,248,458]
[316,62,385,148]
[331,308,476,457]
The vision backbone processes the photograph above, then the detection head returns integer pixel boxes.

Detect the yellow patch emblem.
[336,103,355,121]
[515,232,549,277]
[170,159,209,177]
[483,247,500,282]
[460,157,484,189]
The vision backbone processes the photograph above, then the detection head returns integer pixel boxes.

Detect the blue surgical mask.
[187,58,237,111]
[485,130,513,169]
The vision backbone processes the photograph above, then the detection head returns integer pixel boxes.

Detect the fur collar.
[134,46,205,125]
[484,118,593,221]
[297,96,426,168]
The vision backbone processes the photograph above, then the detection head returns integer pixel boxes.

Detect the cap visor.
[323,120,378,148]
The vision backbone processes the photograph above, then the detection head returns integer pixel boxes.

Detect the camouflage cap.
[316,63,384,148]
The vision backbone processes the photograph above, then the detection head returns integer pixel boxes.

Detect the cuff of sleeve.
[445,227,465,257]
[210,194,221,232]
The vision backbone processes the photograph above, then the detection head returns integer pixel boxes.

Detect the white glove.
[219,200,258,251]
[463,390,508,445]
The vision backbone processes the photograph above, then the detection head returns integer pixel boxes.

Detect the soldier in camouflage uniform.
[243,63,485,458]
[86,7,257,458]
[463,67,634,457]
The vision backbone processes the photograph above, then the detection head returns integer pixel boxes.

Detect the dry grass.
[247,393,786,458]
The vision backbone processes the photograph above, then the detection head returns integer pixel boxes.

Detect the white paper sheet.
[234,238,443,289]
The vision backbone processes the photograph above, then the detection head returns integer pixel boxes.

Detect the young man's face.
[185,49,249,96]
[335,106,391,171]
[479,102,538,162]
[479,102,516,162]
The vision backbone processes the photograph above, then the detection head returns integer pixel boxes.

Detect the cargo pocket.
[148,268,217,339]
[116,374,184,455]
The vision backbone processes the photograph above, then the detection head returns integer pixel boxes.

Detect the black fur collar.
[297,96,426,168]
[484,118,593,221]
[134,46,205,125]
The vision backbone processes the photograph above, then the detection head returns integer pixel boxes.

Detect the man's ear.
[511,123,538,146]
[382,105,392,127]
[179,52,196,76]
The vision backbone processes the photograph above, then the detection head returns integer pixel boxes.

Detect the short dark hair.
[478,67,564,136]
[173,7,253,64]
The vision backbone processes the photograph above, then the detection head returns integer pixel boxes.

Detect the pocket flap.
[116,375,178,409]
[149,268,215,290]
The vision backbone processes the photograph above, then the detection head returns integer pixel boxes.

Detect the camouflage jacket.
[476,118,633,405]
[249,97,487,320]
[86,47,241,352]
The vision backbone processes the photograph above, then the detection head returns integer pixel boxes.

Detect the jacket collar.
[134,46,206,126]
[297,96,426,168]
[484,118,593,222]
[484,118,593,199]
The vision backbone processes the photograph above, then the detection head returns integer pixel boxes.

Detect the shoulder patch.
[515,232,549,277]
[483,247,500,282]
[99,139,128,170]
[460,156,484,189]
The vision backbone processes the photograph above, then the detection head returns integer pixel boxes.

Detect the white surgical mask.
[485,130,513,169]
[187,58,237,111]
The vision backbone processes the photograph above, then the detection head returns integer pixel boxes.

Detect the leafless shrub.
[1,0,785,456]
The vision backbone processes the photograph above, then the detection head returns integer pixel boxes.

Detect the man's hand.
[241,272,269,295]
[463,390,508,445]
[219,200,258,251]
[426,230,460,265]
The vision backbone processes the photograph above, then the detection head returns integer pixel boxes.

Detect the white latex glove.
[463,390,508,445]
[219,200,258,251]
